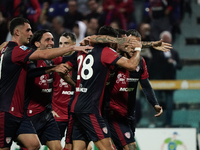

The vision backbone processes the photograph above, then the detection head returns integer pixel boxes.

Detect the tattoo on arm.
[116,37,129,45]
[141,41,153,48]
[93,35,117,43]
[92,35,130,45]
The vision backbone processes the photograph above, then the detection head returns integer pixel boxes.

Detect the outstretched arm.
[80,35,138,50]
[29,45,92,60]
[140,78,163,117]
[142,39,172,52]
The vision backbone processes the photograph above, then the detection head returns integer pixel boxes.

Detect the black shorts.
[106,116,135,149]
[29,109,61,144]
[56,121,68,138]
[72,113,110,142]
[0,111,22,148]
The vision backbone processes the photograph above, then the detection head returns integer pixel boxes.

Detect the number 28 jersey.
[67,44,121,114]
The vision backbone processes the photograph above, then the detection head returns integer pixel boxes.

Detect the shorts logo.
[102,127,108,134]
[19,46,28,51]
[125,132,130,139]
[6,137,11,144]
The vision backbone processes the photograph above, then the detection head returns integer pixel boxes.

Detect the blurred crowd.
[0,0,191,45]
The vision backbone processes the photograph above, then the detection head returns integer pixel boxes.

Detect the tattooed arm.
[80,35,138,51]
[141,41,153,48]
[142,39,172,52]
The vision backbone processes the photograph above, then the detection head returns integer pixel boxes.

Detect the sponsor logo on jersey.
[19,46,28,51]
[119,87,134,92]
[127,78,139,82]
[125,132,131,139]
[6,137,11,144]
[87,49,93,53]
[76,87,87,93]
[62,91,74,95]
[136,66,140,72]
[102,127,108,134]
[116,73,126,84]
[41,88,52,93]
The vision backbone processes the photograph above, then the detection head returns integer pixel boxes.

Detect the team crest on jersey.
[39,75,48,85]
[59,79,68,87]
[19,46,28,51]
[125,132,131,139]
[116,73,126,84]
[102,127,108,134]
[6,137,11,144]
[136,66,140,72]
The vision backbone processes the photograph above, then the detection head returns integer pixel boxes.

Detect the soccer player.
[51,32,77,150]
[0,17,91,150]
[103,29,163,150]
[61,25,142,150]
[18,29,77,150]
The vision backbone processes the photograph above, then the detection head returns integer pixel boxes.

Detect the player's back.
[106,57,148,118]
[69,44,121,114]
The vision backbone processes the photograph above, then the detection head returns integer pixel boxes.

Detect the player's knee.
[26,141,40,150]
[46,141,62,150]
[124,142,137,150]
[0,148,10,150]
[51,145,62,150]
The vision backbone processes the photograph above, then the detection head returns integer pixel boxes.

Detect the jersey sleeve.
[141,58,149,80]
[53,56,63,65]
[62,55,74,63]
[67,52,78,70]
[101,47,122,66]
[12,46,35,65]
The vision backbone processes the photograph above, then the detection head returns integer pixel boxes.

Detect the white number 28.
[77,54,94,80]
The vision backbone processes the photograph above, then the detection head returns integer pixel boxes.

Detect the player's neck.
[12,36,22,46]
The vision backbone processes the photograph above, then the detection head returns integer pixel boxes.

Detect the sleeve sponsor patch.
[19,46,28,51]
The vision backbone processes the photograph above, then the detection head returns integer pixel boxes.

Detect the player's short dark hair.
[98,25,119,37]
[126,29,141,39]
[9,17,30,35]
[115,29,126,38]
[61,32,77,43]
[30,29,51,49]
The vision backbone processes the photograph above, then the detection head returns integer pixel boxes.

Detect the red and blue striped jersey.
[68,44,121,114]
[0,41,35,118]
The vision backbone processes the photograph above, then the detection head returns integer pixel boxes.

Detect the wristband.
[134,47,141,51]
